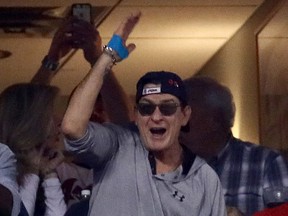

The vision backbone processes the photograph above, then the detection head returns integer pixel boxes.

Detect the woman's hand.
[40,149,64,179]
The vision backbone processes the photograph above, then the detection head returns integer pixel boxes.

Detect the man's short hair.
[184,76,235,130]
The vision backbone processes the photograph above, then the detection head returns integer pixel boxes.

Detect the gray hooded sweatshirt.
[65,122,227,216]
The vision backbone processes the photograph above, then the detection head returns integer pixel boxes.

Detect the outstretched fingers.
[114,11,141,46]
[104,11,141,61]
[116,11,141,40]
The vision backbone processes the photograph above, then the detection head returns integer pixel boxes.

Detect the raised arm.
[31,17,102,85]
[31,18,75,84]
[32,17,132,124]
[61,12,141,139]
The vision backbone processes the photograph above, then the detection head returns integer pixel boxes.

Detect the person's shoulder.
[231,136,272,151]
[114,121,140,136]
[230,136,258,148]
[0,143,16,169]
[94,121,140,142]
[102,121,137,133]
[125,121,138,131]
[231,136,282,158]
[0,143,13,154]
[87,121,124,133]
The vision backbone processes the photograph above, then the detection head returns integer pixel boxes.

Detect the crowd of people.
[0,8,288,216]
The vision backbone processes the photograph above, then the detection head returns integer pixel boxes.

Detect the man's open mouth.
[150,127,166,135]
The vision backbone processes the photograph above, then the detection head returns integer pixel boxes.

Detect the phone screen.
[72,4,92,23]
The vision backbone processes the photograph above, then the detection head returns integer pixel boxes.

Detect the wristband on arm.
[41,55,59,71]
[104,34,129,62]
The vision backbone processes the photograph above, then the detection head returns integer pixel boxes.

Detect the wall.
[195,0,284,144]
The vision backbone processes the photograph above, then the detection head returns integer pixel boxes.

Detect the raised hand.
[40,148,64,179]
[47,17,75,62]
[71,19,102,65]
[32,17,102,84]
[47,17,102,64]
[105,11,141,62]
[113,11,141,54]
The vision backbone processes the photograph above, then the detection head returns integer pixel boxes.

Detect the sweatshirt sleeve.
[64,122,119,168]
[42,177,67,216]
[19,174,40,216]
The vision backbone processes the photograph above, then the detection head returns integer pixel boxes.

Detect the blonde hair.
[0,83,59,184]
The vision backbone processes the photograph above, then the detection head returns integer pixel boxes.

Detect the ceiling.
[0,0,265,96]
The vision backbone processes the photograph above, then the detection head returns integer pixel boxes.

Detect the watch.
[41,55,59,71]
[103,45,117,65]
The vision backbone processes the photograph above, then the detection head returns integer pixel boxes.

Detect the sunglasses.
[136,102,181,116]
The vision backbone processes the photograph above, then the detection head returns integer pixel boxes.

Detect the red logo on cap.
[168,79,179,87]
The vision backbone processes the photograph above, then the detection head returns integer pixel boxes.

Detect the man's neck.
[153,145,183,174]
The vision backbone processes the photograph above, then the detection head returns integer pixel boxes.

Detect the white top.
[20,173,67,216]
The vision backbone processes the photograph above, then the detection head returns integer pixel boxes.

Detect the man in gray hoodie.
[62,12,226,216]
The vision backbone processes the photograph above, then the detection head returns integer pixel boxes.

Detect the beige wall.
[194,0,283,144]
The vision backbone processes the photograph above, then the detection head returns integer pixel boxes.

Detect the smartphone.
[72,3,92,23]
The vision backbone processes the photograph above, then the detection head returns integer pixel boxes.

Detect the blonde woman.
[0,83,66,216]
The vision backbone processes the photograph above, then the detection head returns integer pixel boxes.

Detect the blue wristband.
[107,34,129,60]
